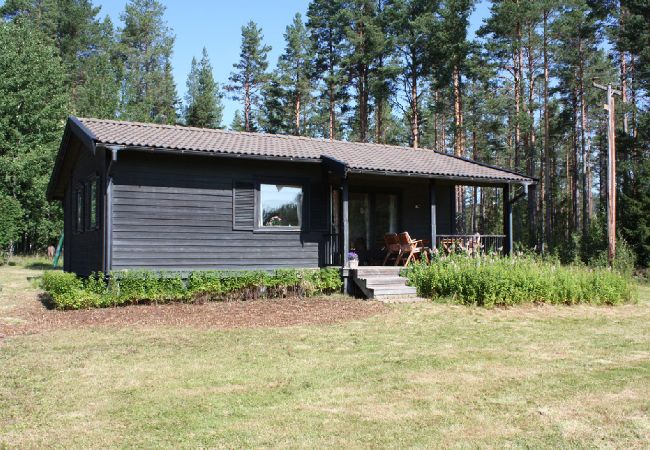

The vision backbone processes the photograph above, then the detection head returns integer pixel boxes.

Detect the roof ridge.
[77,116,446,153]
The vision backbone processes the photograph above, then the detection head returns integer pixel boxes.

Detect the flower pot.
[348,260,359,269]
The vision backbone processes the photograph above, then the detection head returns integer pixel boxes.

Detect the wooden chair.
[382,232,402,266]
[396,232,429,266]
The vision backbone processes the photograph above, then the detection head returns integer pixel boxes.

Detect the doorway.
[348,191,399,264]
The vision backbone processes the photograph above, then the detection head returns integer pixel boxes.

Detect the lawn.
[1,259,649,448]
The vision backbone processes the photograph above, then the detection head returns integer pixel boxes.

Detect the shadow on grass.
[25,263,60,271]
[37,292,56,310]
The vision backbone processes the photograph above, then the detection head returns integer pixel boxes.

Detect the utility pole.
[592,80,622,267]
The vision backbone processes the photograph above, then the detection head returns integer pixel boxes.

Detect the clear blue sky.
[95,0,490,126]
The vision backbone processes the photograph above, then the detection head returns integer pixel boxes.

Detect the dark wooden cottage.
[47,116,534,279]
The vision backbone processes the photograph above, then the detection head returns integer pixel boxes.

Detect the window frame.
[254,180,306,232]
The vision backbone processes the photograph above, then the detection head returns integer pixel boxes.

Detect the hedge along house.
[47,117,535,293]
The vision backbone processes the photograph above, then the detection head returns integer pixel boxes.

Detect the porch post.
[342,176,349,267]
[503,183,513,256]
[429,180,437,250]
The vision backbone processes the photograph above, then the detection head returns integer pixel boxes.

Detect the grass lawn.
[1,258,649,448]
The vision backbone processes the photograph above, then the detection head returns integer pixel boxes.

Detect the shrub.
[405,255,636,307]
[41,268,343,310]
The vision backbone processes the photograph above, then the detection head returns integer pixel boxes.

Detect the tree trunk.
[620,51,628,134]
[578,39,591,238]
[244,82,251,132]
[571,89,580,234]
[471,130,478,232]
[410,59,419,148]
[295,91,301,135]
[526,25,537,248]
[375,98,383,144]
[453,65,464,231]
[542,10,552,250]
[328,32,336,140]
[630,55,637,139]
[359,66,369,142]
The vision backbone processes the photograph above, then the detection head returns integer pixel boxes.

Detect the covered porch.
[323,166,530,268]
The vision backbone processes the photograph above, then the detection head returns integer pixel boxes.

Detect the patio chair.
[396,232,429,266]
[382,232,402,265]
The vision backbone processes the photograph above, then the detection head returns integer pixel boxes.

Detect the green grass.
[1,262,649,448]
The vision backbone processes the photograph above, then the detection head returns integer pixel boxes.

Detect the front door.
[348,191,399,264]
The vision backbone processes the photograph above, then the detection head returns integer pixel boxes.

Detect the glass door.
[349,193,371,256]
[373,193,399,250]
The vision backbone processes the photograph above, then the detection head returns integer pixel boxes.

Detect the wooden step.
[351,266,419,300]
[370,286,417,296]
[354,266,403,276]
[364,277,408,287]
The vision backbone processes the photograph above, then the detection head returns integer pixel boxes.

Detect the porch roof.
[48,116,535,199]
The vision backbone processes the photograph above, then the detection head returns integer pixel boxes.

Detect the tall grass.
[404,255,636,307]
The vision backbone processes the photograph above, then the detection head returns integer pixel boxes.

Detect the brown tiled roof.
[78,117,533,183]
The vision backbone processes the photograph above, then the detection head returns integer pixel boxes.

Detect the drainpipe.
[104,146,120,273]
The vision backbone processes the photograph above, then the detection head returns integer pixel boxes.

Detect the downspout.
[104,147,120,273]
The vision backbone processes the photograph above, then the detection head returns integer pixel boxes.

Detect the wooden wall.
[64,140,106,276]
[109,152,326,271]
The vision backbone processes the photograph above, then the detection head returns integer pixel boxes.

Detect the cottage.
[47,117,534,293]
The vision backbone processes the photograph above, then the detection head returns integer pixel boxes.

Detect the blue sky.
[96,0,490,126]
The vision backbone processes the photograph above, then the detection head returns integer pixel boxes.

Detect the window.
[258,184,303,228]
[75,185,84,233]
[88,176,99,230]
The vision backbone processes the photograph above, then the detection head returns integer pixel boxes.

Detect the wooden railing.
[324,233,342,266]
[434,234,505,255]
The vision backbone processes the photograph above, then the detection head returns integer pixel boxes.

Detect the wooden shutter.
[233,181,255,230]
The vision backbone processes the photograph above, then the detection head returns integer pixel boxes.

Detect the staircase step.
[355,267,403,276]
[363,277,408,287]
[370,286,417,296]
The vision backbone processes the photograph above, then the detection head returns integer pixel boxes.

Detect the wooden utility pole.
[592,80,622,267]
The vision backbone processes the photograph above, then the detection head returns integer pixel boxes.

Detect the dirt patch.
[0,297,386,338]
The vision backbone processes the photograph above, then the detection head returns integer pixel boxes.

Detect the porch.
[323,170,522,268]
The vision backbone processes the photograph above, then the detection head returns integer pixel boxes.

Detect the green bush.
[405,255,636,307]
[41,268,343,310]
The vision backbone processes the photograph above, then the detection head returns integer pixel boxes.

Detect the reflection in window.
[259,184,302,228]
[75,186,84,233]
[89,177,98,229]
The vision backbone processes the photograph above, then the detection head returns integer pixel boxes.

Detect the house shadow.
[25,262,60,271]
[37,292,56,310]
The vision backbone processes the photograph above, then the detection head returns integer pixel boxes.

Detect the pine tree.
[307,0,348,139]
[276,13,313,135]
[118,0,178,124]
[340,0,385,142]
[226,21,271,132]
[370,0,400,144]
[230,110,245,132]
[0,21,69,250]
[184,48,224,129]
[616,0,650,266]
[384,0,439,148]
[0,0,121,118]
[258,74,287,134]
